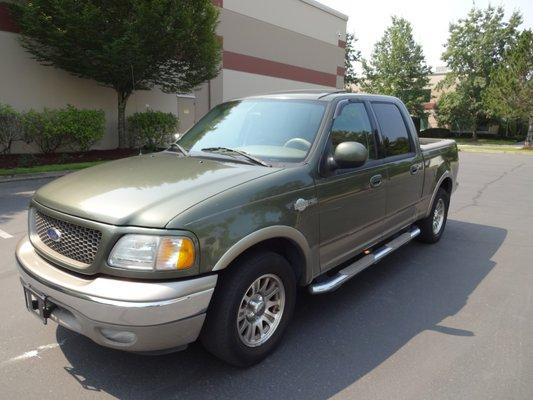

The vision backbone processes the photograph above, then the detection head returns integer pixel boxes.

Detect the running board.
[309,226,421,295]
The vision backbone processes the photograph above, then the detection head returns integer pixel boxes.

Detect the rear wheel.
[417,187,450,243]
[201,251,296,367]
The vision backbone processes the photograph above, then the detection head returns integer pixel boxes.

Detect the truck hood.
[34,152,281,227]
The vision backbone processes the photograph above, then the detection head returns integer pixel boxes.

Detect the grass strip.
[0,161,105,176]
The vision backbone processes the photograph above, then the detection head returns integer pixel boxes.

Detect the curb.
[0,170,72,184]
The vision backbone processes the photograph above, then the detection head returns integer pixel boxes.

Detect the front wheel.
[201,251,296,367]
[416,187,450,243]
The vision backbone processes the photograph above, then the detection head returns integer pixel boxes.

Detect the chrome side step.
[309,226,421,295]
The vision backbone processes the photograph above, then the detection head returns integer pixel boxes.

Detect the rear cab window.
[371,102,413,157]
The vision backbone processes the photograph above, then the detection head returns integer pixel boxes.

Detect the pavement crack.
[454,162,525,213]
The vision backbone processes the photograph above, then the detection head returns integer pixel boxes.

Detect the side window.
[372,103,412,157]
[330,102,376,159]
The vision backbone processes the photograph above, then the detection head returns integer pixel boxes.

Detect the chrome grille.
[33,210,102,265]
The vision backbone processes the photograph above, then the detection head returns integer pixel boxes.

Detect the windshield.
[178,99,326,163]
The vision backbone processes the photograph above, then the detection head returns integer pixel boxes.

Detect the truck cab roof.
[241,90,402,103]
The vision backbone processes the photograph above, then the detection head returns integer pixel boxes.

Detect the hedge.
[127,110,178,151]
[23,106,105,153]
[0,103,24,154]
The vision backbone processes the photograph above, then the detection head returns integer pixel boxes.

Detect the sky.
[319,0,533,70]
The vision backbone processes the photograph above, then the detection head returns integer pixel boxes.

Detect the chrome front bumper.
[16,237,217,352]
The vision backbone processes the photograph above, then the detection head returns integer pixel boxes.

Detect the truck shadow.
[56,219,505,400]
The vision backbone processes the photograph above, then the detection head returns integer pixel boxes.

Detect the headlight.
[108,234,195,271]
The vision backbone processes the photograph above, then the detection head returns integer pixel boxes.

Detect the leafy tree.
[12,0,221,148]
[344,32,361,89]
[361,17,431,118]
[483,30,533,146]
[436,86,475,132]
[440,5,522,139]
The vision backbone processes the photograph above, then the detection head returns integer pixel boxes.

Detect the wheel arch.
[212,226,313,286]
[440,176,453,195]
[426,170,453,216]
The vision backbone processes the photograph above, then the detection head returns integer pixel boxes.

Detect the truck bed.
[419,137,457,152]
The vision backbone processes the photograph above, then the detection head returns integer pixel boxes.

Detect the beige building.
[425,67,500,134]
[424,67,450,129]
[0,0,347,153]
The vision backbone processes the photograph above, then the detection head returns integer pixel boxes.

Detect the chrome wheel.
[237,274,285,348]
[432,198,445,235]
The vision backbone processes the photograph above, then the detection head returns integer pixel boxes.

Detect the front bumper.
[16,237,217,352]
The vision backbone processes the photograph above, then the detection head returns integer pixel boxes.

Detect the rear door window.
[372,103,412,157]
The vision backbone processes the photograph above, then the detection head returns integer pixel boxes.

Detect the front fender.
[167,166,320,285]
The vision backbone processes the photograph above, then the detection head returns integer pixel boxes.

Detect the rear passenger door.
[371,102,424,237]
[316,100,387,271]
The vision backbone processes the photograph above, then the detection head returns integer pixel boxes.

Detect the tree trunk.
[472,121,478,141]
[505,119,509,138]
[525,116,533,148]
[117,91,130,149]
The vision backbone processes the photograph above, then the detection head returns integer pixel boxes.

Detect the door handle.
[370,174,382,188]
[410,163,422,175]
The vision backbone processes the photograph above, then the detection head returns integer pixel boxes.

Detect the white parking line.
[2,341,66,366]
[13,191,35,196]
[0,229,13,239]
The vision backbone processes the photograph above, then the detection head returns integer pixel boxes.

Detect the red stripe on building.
[212,0,223,7]
[338,39,346,48]
[0,2,19,33]
[337,66,345,76]
[223,51,337,87]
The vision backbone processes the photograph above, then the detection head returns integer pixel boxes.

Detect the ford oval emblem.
[46,228,62,243]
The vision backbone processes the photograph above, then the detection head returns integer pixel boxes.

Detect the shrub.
[54,106,105,151]
[22,109,62,153]
[0,103,23,154]
[23,106,105,153]
[127,110,178,151]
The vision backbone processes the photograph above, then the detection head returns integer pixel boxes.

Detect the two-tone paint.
[29,93,458,288]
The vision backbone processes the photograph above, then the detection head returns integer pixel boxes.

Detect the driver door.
[316,100,387,271]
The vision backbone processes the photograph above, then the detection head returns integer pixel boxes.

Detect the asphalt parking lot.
[0,152,532,400]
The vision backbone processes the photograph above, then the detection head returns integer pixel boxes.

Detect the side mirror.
[330,141,368,169]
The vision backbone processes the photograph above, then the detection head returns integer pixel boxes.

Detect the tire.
[201,251,297,367]
[416,188,450,244]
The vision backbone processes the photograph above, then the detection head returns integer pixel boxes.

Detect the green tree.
[483,30,533,146]
[12,0,221,148]
[361,17,431,118]
[440,5,522,139]
[436,86,475,132]
[344,32,361,89]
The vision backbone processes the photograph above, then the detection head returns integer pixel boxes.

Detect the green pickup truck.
[16,91,458,367]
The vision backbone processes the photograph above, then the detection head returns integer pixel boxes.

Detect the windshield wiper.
[201,147,271,167]
[167,142,189,157]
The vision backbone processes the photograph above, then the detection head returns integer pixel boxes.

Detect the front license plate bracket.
[22,282,55,325]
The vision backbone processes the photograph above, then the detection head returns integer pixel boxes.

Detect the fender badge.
[294,198,317,212]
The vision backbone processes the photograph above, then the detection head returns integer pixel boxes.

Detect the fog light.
[99,328,136,344]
